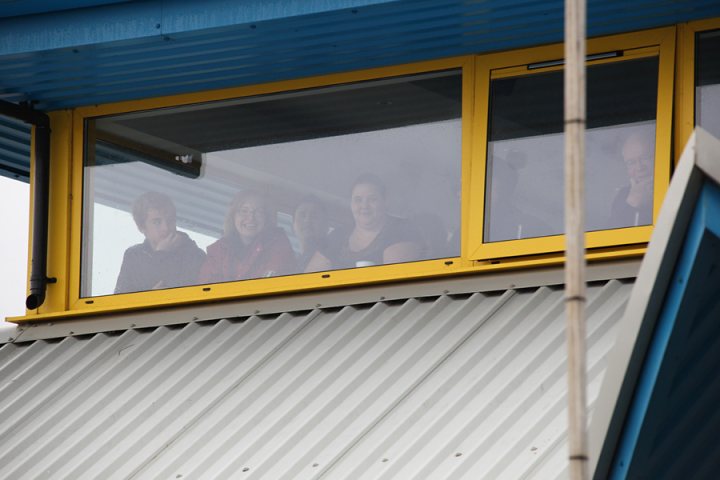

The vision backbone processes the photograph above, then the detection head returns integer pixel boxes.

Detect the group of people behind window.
[115,174,453,294]
[114,129,656,294]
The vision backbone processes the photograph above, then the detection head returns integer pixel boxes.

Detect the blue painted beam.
[0,0,397,55]
[610,180,720,479]
[0,1,132,19]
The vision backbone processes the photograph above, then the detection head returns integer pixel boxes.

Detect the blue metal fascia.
[2,0,719,111]
[0,116,31,182]
[0,1,132,19]
[0,9,539,106]
[609,180,720,479]
[156,0,402,36]
[0,0,396,56]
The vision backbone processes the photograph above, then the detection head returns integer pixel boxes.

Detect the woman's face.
[234,196,267,244]
[351,183,386,229]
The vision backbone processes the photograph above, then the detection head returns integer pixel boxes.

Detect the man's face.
[140,208,176,249]
[622,137,654,183]
[293,202,328,243]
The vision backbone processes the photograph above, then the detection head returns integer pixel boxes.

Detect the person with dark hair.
[305,174,421,271]
[115,191,205,294]
[199,190,296,283]
[610,131,655,227]
[292,195,330,271]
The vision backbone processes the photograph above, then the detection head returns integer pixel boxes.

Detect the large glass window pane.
[696,29,720,138]
[82,71,462,297]
[485,57,658,243]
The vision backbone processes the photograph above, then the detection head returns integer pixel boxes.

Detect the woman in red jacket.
[199,190,296,284]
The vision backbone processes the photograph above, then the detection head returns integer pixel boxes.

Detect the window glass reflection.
[696,30,720,139]
[82,71,462,297]
[484,57,658,243]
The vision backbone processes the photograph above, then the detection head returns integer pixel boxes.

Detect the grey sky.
[0,176,29,328]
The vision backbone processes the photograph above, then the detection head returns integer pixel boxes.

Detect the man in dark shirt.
[610,131,655,228]
[115,192,205,294]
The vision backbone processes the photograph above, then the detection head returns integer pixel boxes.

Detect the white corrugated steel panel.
[0,279,632,479]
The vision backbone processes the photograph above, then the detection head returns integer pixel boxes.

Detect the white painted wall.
[0,176,29,327]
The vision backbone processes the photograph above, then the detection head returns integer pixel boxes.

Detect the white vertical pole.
[565,0,588,478]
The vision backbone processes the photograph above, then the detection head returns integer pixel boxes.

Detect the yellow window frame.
[57,56,476,317]
[13,27,679,322]
[468,27,675,260]
[676,17,720,157]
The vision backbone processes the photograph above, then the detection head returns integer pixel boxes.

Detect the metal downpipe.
[0,100,53,310]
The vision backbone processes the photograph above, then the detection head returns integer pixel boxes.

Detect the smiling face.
[140,208,176,250]
[622,134,654,183]
[351,182,386,230]
[233,195,267,244]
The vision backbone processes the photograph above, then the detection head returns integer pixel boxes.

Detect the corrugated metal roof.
[0,278,632,479]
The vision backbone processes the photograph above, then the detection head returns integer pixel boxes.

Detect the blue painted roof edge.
[589,127,720,479]
[608,180,720,479]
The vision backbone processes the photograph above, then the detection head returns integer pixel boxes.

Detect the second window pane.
[484,56,658,243]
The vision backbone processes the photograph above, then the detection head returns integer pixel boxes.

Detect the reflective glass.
[696,30,720,139]
[485,57,658,242]
[82,71,462,297]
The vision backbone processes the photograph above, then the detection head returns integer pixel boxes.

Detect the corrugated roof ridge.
[124,311,319,479]
[317,290,517,480]
[0,331,132,440]
[1,325,199,479]
[395,286,563,479]
[483,280,629,479]
[179,303,398,479]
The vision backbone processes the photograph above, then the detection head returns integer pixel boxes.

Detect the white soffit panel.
[0,279,632,480]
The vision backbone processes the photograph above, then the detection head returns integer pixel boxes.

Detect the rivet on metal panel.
[379,296,386,301]
[69,331,74,335]
[131,323,136,328]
